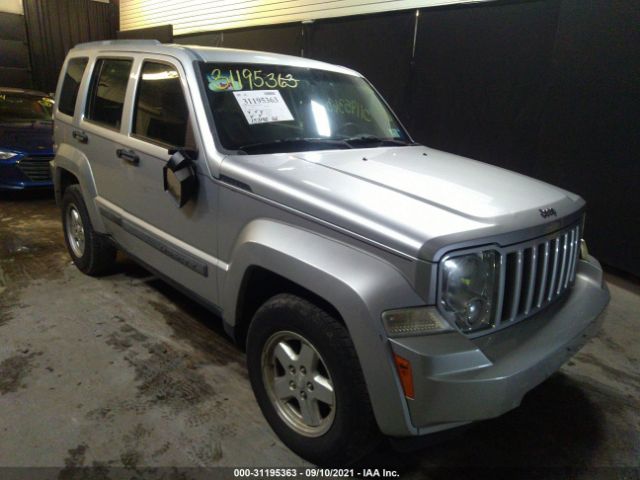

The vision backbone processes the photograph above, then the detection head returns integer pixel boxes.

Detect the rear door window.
[58,57,88,116]
[132,61,194,148]
[86,58,133,130]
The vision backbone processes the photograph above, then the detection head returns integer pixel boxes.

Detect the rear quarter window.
[58,57,88,116]
[86,58,133,130]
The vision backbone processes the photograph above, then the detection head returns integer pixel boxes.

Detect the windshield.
[0,93,53,123]
[198,63,412,154]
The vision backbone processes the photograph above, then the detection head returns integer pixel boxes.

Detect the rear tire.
[246,293,381,465]
[61,185,116,276]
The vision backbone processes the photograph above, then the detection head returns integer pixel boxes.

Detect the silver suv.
[51,40,609,465]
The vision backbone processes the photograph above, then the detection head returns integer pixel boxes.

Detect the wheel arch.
[233,265,344,350]
[52,143,106,232]
[221,219,423,436]
[57,168,79,198]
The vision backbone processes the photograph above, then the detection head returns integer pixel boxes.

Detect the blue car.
[0,88,55,190]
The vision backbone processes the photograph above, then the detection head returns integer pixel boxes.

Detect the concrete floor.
[0,191,638,477]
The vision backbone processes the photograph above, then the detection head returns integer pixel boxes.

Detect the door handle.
[116,149,139,165]
[72,130,88,143]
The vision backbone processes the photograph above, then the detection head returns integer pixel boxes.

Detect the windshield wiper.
[237,137,353,154]
[236,136,416,154]
[342,135,416,147]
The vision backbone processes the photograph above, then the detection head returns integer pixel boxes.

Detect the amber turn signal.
[393,353,415,399]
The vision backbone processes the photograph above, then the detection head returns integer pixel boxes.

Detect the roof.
[70,40,361,77]
[0,87,51,97]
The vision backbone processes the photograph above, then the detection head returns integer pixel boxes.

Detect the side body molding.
[52,143,106,233]
[221,219,425,436]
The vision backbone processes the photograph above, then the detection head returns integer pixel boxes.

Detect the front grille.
[495,222,581,326]
[17,156,53,182]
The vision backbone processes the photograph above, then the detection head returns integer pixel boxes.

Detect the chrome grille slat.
[566,232,573,284]
[536,241,550,308]
[492,222,581,332]
[524,246,537,315]
[562,230,572,289]
[566,229,575,281]
[507,250,524,322]
[556,233,570,294]
[547,238,561,302]
[567,225,580,283]
[494,254,507,327]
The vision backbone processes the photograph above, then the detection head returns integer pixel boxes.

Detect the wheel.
[61,185,116,276]
[247,293,381,465]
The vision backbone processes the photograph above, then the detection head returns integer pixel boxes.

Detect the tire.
[61,185,116,276]
[247,293,381,466]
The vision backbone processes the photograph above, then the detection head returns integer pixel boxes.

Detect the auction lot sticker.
[233,90,294,125]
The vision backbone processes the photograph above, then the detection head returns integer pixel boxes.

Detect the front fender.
[52,143,106,233]
[222,219,424,436]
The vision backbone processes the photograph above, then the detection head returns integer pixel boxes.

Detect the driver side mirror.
[163,149,198,208]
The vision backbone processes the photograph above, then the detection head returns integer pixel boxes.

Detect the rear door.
[79,56,135,210]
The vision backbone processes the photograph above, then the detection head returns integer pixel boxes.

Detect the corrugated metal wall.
[23,0,119,92]
[120,0,489,35]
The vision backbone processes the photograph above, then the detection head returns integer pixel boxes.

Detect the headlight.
[440,250,499,333]
[0,150,18,160]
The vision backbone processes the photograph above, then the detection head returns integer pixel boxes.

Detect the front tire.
[61,185,116,276]
[247,294,381,465]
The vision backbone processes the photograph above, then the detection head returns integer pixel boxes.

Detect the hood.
[0,121,54,155]
[222,146,585,260]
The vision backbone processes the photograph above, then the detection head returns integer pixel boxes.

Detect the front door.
[90,55,221,307]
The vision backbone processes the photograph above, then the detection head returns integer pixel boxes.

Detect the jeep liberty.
[51,40,610,465]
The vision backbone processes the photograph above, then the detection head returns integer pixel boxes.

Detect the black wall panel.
[0,67,31,86]
[23,0,118,92]
[0,39,30,68]
[0,12,28,41]
[410,0,560,171]
[223,24,301,55]
[0,12,31,88]
[305,10,415,118]
[534,0,640,275]
[117,25,173,42]
[177,23,301,56]
[177,31,223,48]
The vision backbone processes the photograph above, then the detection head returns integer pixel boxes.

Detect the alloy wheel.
[261,330,336,437]
[65,203,85,258]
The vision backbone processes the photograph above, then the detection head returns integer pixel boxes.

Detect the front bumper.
[388,254,609,436]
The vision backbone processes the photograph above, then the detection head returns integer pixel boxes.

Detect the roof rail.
[72,39,162,50]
